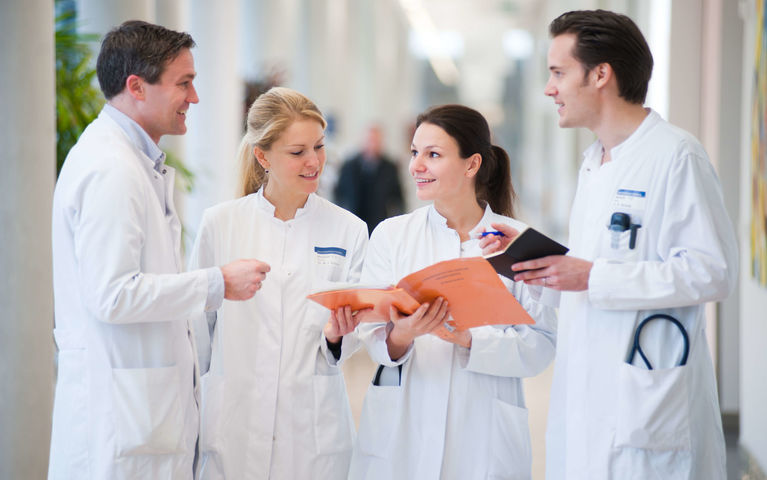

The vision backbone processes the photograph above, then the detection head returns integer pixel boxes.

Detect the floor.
[342,350,764,480]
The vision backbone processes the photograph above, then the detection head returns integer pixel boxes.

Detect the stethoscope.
[626,313,690,369]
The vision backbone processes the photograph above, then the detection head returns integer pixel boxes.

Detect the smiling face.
[544,33,598,129]
[139,48,198,143]
[258,118,326,201]
[409,122,479,205]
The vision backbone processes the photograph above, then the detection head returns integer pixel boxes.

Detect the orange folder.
[307,256,534,333]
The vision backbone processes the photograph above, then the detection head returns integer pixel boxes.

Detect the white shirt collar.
[103,104,166,172]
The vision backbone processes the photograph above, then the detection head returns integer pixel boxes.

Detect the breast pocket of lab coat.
[312,248,348,285]
[111,365,186,456]
[600,226,646,263]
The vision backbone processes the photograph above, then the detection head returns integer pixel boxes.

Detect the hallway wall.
[739,0,767,470]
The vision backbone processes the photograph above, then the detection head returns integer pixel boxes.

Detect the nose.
[307,148,321,169]
[188,83,199,104]
[544,77,556,97]
[409,153,426,175]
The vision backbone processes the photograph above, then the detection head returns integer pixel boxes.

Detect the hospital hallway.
[3,0,767,478]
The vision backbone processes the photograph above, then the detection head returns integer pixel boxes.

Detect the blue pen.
[477,230,506,238]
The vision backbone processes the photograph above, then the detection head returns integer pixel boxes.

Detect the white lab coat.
[49,111,209,479]
[348,205,557,480]
[189,189,368,479]
[546,110,738,479]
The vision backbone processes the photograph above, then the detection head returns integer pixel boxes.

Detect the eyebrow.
[286,136,325,147]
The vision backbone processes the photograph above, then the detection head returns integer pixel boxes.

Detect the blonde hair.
[237,87,327,197]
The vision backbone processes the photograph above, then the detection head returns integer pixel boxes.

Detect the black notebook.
[484,227,569,279]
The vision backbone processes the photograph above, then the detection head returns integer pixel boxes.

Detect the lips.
[300,172,319,179]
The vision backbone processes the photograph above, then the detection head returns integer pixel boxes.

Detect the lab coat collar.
[582,108,661,169]
[609,108,660,161]
[255,187,277,215]
[426,202,494,233]
[427,204,450,228]
[254,187,317,219]
[102,104,166,172]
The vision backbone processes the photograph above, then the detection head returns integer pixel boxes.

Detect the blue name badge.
[314,246,347,266]
[314,247,347,257]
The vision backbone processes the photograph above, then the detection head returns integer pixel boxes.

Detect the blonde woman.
[190,87,368,479]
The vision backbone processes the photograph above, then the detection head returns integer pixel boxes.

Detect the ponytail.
[237,135,267,197]
[476,145,515,217]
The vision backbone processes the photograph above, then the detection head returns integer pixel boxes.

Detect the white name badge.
[612,189,646,222]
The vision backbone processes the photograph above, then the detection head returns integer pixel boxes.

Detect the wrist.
[323,323,341,345]
[388,325,414,349]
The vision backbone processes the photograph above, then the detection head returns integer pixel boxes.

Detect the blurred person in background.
[334,124,404,233]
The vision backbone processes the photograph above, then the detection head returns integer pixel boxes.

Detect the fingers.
[391,303,427,324]
[490,222,519,238]
[222,258,271,301]
[480,237,503,255]
[336,305,356,335]
[423,297,450,332]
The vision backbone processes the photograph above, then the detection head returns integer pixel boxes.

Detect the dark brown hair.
[549,9,653,104]
[416,104,516,217]
[97,20,195,99]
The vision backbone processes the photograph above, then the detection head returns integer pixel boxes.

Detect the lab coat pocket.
[200,373,226,453]
[357,383,403,458]
[312,259,346,286]
[613,362,691,451]
[601,227,644,262]
[112,365,185,456]
[488,398,532,479]
[312,374,354,455]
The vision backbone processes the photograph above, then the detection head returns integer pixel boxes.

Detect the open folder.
[307,256,534,341]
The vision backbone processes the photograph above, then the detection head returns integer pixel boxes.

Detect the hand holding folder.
[307,256,535,334]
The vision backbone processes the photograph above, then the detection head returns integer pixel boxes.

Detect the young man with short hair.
[483,9,736,479]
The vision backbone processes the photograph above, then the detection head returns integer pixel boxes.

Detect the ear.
[125,74,145,100]
[254,146,270,171]
[592,63,612,89]
[466,153,482,178]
